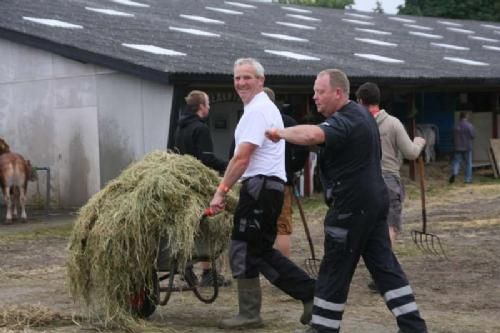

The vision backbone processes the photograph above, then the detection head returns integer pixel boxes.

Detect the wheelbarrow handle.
[200,208,216,221]
[203,207,215,217]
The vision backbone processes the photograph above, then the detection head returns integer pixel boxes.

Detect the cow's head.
[0,138,10,155]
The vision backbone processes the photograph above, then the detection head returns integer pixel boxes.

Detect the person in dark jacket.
[449,111,475,184]
[174,90,230,287]
[262,87,309,258]
[174,90,227,175]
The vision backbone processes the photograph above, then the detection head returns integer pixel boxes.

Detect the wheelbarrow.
[132,211,225,318]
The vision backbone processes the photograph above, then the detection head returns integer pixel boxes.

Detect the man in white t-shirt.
[209,58,315,330]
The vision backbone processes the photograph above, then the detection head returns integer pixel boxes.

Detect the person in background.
[266,69,428,333]
[449,111,475,184]
[263,87,309,258]
[356,82,426,293]
[356,82,425,248]
[174,90,230,287]
[209,58,315,329]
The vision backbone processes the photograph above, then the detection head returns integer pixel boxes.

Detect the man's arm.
[394,121,425,160]
[209,142,257,213]
[266,125,325,145]
[469,123,475,140]
[196,126,227,174]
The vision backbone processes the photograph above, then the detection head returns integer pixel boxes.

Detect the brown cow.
[0,152,34,223]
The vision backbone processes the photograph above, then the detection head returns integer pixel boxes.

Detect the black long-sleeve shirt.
[174,109,227,174]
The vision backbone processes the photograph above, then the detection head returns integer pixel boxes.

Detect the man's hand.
[209,191,226,215]
[414,137,426,147]
[265,128,281,142]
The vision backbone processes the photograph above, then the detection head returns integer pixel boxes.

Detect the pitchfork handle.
[417,156,427,233]
[293,188,317,260]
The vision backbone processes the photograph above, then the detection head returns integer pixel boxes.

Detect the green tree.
[373,0,384,13]
[397,0,500,22]
[277,0,354,9]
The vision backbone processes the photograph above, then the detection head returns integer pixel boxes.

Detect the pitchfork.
[411,156,448,259]
[293,188,321,278]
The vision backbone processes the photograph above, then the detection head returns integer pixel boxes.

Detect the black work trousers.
[311,202,428,333]
[229,175,315,301]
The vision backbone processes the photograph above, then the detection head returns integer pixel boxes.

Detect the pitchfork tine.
[411,157,448,259]
[429,234,448,259]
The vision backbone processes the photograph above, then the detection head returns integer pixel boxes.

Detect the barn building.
[1,0,499,207]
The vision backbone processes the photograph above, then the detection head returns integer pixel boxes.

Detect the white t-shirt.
[234,91,286,182]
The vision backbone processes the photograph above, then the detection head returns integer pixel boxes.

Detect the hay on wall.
[67,151,237,328]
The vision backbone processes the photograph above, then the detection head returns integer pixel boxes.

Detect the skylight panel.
[446,27,475,34]
[344,13,372,19]
[355,28,392,35]
[469,36,498,43]
[444,57,488,66]
[276,21,316,30]
[169,27,220,37]
[286,14,321,22]
[481,24,500,30]
[409,31,443,39]
[224,1,256,8]
[437,20,462,27]
[282,6,312,14]
[483,45,500,52]
[355,38,397,47]
[261,32,308,42]
[388,16,415,23]
[122,44,186,56]
[431,43,469,50]
[404,24,433,31]
[342,19,374,26]
[354,53,404,63]
[180,14,224,24]
[110,0,149,8]
[205,6,243,15]
[265,50,320,61]
[22,17,83,29]
[85,7,134,17]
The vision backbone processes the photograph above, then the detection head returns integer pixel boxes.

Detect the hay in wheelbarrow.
[66,151,237,329]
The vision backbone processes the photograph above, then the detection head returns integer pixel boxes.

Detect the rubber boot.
[300,299,313,324]
[218,278,264,329]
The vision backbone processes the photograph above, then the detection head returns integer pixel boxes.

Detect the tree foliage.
[397,0,500,22]
[374,0,384,13]
[277,0,354,9]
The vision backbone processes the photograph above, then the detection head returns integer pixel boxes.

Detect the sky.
[351,0,405,14]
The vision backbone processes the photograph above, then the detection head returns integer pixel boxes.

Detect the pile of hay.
[67,151,237,327]
[0,304,66,330]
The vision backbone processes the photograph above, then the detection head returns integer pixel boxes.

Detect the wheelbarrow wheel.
[131,270,158,318]
[190,259,218,303]
[137,293,156,318]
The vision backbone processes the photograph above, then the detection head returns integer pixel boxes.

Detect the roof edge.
[0,27,172,85]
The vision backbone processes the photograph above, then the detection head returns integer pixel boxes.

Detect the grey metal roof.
[1,0,500,85]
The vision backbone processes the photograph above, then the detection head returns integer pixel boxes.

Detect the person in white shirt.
[209,58,315,329]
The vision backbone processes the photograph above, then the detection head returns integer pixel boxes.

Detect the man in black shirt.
[262,88,309,258]
[266,69,427,333]
[174,90,227,175]
[174,90,229,287]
